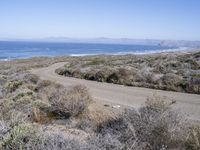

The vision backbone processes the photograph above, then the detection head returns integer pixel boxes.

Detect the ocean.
[0,41,182,61]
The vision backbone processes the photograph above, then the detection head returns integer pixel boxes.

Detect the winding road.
[31,62,200,120]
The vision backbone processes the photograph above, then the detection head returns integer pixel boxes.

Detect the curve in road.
[31,62,200,120]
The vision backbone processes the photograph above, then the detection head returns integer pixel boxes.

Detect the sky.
[0,0,200,41]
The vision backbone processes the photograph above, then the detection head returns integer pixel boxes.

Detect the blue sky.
[0,0,200,40]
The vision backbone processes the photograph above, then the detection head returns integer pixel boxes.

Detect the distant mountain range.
[1,37,200,48]
[40,37,200,48]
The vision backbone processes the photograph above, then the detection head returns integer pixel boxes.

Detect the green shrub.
[83,58,105,66]
[55,52,200,94]
[84,71,96,81]
[161,73,183,91]
[56,68,73,76]
[178,80,189,90]
[6,81,22,92]
[0,111,28,140]
[12,92,33,102]
[2,123,41,150]
[185,59,200,70]
[94,70,107,82]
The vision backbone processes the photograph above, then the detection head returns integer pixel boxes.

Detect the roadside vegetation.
[0,54,200,149]
[56,51,200,94]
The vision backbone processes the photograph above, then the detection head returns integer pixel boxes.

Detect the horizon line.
[0,37,200,42]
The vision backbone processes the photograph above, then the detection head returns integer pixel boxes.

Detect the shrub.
[38,84,92,118]
[96,95,187,150]
[183,74,200,94]
[35,80,54,91]
[84,71,96,81]
[107,72,119,84]
[0,120,9,142]
[24,74,39,84]
[96,117,134,148]
[94,70,107,82]
[0,111,28,141]
[0,78,6,86]
[126,95,188,149]
[86,134,122,150]
[5,81,23,92]
[55,52,200,94]
[12,92,33,102]
[72,69,82,78]
[186,59,200,70]
[36,131,88,150]
[2,123,41,150]
[83,58,105,66]
[55,67,73,76]
[32,107,52,124]
[161,73,183,91]
[185,126,200,149]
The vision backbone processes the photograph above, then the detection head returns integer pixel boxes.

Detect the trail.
[31,62,200,120]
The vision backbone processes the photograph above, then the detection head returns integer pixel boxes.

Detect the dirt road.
[31,62,200,120]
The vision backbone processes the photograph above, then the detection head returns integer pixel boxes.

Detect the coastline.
[0,46,198,62]
[1,45,200,149]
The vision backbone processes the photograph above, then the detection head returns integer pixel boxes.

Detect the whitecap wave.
[0,47,191,59]
[0,58,10,61]
[110,47,189,55]
[68,47,189,56]
[69,53,99,57]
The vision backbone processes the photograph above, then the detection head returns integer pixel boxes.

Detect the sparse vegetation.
[56,52,200,94]
[2,123,41,150]
[0,53,200,149]
[36,83,92,119]
[96,95,189,149]
[185,125,200,149]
